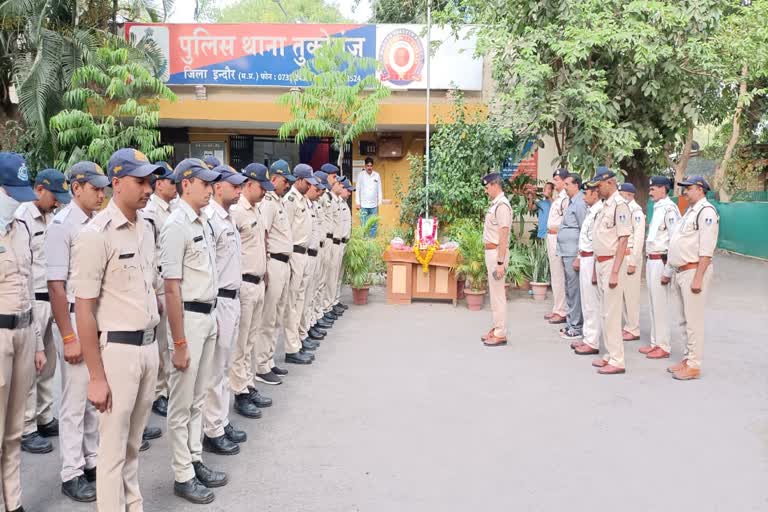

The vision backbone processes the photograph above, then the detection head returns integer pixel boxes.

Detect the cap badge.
[76,174,85,180]
[265,170,270,179]
[42,179,50,185]
[113,165,123,174]
[17,163,28,181]
[133,150,148,162]
[183,170,193,177]
[62,181,69,191]
[649,178,653,185]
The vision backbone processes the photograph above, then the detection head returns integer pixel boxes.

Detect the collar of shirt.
[267,191,280,202]
[151,194,171,212]
[491,192,506,205]
[688,197,709,215]
[26,202,43,220]
[647,197,671,243]
[588,200,604,216]
[105,199,132,229]
[178,198,207,224]
[207,199,230,221]
[608,190,624,206]
[238,194,256,211]
[568,191,583,205]
[70,200,93,224]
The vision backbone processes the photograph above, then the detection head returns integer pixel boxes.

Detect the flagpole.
[425,0,431,220]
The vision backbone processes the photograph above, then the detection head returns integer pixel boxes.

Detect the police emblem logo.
[62,181,69,191]
[183,170,193,177]
[43,179,50,185]
[133,150,148,162]
[618,214,627,222]
[705,217,713,226]
[17,163,28,181]
[634,214,642,223]
[378,28,425,86]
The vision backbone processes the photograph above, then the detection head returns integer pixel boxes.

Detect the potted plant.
[343,216,381,305]
[452,219,488,311]
[505,239,532,297]
[527,241,550,301]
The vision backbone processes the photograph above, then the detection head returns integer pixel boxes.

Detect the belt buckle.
[142,330,155,345]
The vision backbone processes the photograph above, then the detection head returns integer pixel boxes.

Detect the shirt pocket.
[187,238,211,271]
[110,252,140,292]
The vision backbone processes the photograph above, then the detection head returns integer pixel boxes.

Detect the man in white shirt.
[355,157,382,237]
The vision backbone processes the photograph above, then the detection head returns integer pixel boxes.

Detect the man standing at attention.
[556,173,588,341]
[618,183,646,342]
[355,157,382,237]
[479,173,512,347]
[545,169,569,324]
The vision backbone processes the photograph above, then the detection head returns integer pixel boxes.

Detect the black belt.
[332,238,341,245]
[326,233,333,239]
[157,266,162,273]
[341,237,349,243]
[319,241,325,248]
[217,288,238,299]
[0,309,33,330]
[242,273,263,285]
[270,252,290,263]
[183,301,216,314]
[308,249,318,257]
[35,292,50,302]
[107,329,156,346]
[69,303,75,313]
[293,245,308,254]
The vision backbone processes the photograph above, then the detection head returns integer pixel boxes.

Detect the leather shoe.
[324,311,338,321]
[193,461,228,488]
[548,314,566,324]
[300,348,316,360]
[316,319,333,329]
[271,366,288,376]
[21,431,53,454]
[598,364,626,375]
[622,330,640,341]
[174,477,215,504]
[83,466,96,483]
[224,423,247,443]
[285,351,313,365]
[672,366,701,380]
[61,475,96,502]
[312,326,328,336]
[37,418,59,437]
[143,426,162,440]
[308,328,325,340]
[667,359,688,373]
[152,396,168,417]
[140,439,150,452]
[336,302,349,310]
[483,335,507,347]
[234,393,262,419]
[302,339,318,351]
[575,345,599,355]
[570,340,586,350]
[646,347,670,359]
[592,358,608,368]
[203,434,240,455]
[480,329,494,342]
[247,386,273,407]
[638,345,655,354]
[332,306,345,316]
[543,312,555,320]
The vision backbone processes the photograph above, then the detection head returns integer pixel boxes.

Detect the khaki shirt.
[592,190,632,257]
[314,193,329,245]
[668,198,719,269]
[71,201,159,331]
[141,194,174,294]
[307,198,321,250]
[160,199,217,303]
[626,200,646,267]
[231,195,267,276]
[331,193,344,239]
[282,186,311,247]
[46,201,93,303]
[546,189,568,230]
[260,191,292,255]
[646,197,680,254]
[205,200,242,291]
[483,193,513,245]
[578,200,604,253]
[340,198,352,239]
[15,202,52,294]
[320,193,334,238]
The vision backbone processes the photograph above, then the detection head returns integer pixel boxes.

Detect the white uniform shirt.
[578,200,604,253]
[355,170,382,209]
[204,200,242,291]
[46,201,93,303]
[15,202,52,294]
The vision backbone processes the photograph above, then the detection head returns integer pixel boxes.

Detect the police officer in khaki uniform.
[202,165,249,456]
[307,170,333,340]
[617,183,645,342]
[332,176,353,313]
[72,148,164,511]
[666,175,718,381]
[160,158,226,504]
[479,173,513,347]
[17,169,70,454]
[0,152,40,512]
[47,161,109,502]
[230,164,273,414]
[545,168,570,323]
[143,161,177,418]
[319,163,343,325]
[639,176,680,359]
[589,167,632,375]
[299,177,327,349]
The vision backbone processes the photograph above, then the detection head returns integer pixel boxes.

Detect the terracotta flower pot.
[457,279,466,300]
[530,282,549,301]
[464,289,486,311]
[352,287,370,305]
[518,279,531,291]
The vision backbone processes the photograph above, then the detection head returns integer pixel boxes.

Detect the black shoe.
[302,339,318,351]
[234,393,263,419]
[300,348,316,361]
[308,328,325,340]
[285,352,313,365]
[21,432,53,454]
[271,366,289,377]
[143,426,162,441]
[203,434,240,455]
[152,396,168,417]
[316,319,333,329]
[323,312,337,322]
[140,439,150,452]
[61,475,96,503]
[313,326,328,336]
[37,418,59,437]
[332,306,345,316]
[193,461,228,488]
[83,466,96,483]
[224,423,247,443]
[7,506,25,512]
[247,386,273,407]
[254,371,282,385]
[174,477,215,504]
[337,302,349,310]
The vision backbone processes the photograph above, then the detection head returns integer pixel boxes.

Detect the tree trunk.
[621,150,650,208]
[112,0,118,35]
[714,63,749,203]
[337,139,345,177]
[674,125,695,186]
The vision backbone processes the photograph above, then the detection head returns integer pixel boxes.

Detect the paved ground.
[18,252,768,511]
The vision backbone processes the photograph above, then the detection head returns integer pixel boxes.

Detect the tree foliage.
[199,0,348,23]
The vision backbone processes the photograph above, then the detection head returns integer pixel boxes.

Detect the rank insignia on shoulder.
[287,195,295,202]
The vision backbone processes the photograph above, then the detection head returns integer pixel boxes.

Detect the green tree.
[277,38,390,171]
[200,0,348,23]
[49,43,176,170]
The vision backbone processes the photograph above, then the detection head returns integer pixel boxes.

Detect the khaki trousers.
[546,234,567,317]
[96,339,158,512]
[59,312,99,482]
[312,244,333,324]
[299,255,319,340]
[204,296,240,438]
[154,294,170,400]
[322,243,342,315]
[230,281,265,394]
[285,252,309,355]
[335,244,346,304]
[646,259,672,352]
[578,256,602,350]
[485,249,509,337]
[168,311,217,482]
[671,266,712,369]
[0,324,35,512]
[622,266,642,336]
[596,258,627,368]
[23,300,58,434]
[255,258,290,375]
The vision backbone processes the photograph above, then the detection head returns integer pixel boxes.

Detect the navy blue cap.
[270,160,296,183]
[154,161,175,180]
[581,180,599,191]
[678,175,710,191]
[67,162,110,189]
[0,152,36,202]
[35,169,71,204]
[482,172,501,186]
[339,176,355,191]
[203,155,221,169]
[293,164,322,187]
[589,166,616,184]
[320,163,339,175]
[242,163,276,191]
[618,182,636,194]
[108,148,164,180]
[212,165,247,186]
[174,158,222,183]
[314,170,329,188]
[649,176,672,189]
[552,168,569,180]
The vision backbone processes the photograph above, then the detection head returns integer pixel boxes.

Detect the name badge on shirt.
[193,235,203,242]
[118,253,135,259]
[227,231,235,237]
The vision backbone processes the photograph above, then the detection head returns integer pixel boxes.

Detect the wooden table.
[382,248,460,305]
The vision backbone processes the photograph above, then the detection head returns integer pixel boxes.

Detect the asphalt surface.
[17,252,768,511]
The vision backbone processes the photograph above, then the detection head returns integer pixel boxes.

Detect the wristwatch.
[497,261,503,266]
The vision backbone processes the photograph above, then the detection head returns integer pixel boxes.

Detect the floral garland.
[413,217,440,273]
